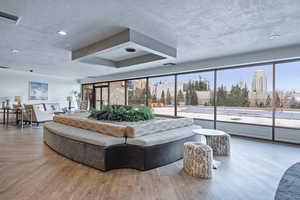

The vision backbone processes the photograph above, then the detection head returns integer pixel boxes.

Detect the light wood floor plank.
[0,125,300,200]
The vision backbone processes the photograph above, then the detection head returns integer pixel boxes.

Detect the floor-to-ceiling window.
[177,71,214,120]
[127,78,147,106]
[275,62,300,129]
[82,59,300,144]
[148,75,175,116]
[109,81,125,105]
[82,84,94,108]
[94,83,108,110]
[216,65,273,126]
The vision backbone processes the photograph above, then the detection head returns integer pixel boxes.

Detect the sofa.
[44,103,65,114]
[43,113,200,171]
[23,104,54,124]
[22,103,66,125]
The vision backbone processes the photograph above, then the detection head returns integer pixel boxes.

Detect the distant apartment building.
[252,70,268,94]
[277,91,300,108]
[196,91,212,105]
[149,82,183,103]
[109,81,125,105]
[135,79,147,90]
[149,80,211,106]
[250,70,270,106]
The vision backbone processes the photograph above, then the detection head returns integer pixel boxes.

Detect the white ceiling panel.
[0,0,299,79]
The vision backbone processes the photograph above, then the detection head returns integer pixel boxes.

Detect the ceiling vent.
[0,66,9,69]
[0,11,21,24]
[72,29,177,68]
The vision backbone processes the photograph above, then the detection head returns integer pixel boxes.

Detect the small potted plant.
[72,91,82,108]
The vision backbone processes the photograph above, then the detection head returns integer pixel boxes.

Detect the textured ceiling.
[0,0,300,79]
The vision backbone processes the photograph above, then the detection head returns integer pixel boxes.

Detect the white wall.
[0,70,80,108]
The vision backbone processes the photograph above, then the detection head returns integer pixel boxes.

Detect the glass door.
[95,86,108,110]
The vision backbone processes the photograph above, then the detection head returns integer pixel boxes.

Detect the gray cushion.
[53,113,194,138]
[44,122,125,147]
[126,125,201,147]
[127,117,194,138]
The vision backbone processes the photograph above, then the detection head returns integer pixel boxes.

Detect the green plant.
[72,90,82,106]
[89,105,155,122]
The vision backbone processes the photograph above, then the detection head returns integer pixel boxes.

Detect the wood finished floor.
[1,125,300,200]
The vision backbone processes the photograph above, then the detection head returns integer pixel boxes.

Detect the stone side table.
[206,133,231,156]
[192,129,231,156]
[183,142,213,179]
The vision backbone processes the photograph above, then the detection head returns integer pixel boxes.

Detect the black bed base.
[44,128,198,171]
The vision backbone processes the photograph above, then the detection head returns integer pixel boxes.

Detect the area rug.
[275,162,300,200]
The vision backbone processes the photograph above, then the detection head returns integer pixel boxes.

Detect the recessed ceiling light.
[11,49,19,53]
[125,48,136,53]
[270,34,280,40]
[58,30,67,36]
[163,63,176,66]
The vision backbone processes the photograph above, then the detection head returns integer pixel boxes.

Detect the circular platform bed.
[43,119,199,171]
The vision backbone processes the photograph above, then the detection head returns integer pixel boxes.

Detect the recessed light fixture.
[58,30,67,36]
[11,49,19,53]
[270,34,280,40]
[163,63,176,66]
[125,48,136,53]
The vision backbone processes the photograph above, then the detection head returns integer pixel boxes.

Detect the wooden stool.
[183,142,213,179]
